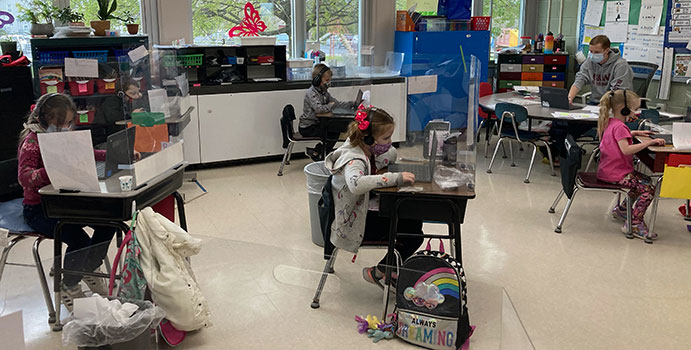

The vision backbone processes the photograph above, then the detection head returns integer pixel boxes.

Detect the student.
[324,105,422,288]
[596,90,665,239]
[299,63,356,161]
[17,93,116,310]
[568,35,634,105]
[95,78,148,137]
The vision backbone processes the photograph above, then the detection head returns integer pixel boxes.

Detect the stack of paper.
[497,97,540,106]
[53,26,93,38]
[512,86,540,93]
[673,123,691,150]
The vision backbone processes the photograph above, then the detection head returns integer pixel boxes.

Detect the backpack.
[395,240,471,350]
[318,174,335,259]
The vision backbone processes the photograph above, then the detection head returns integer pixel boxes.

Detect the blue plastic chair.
[638,109,660,130]
[487,103,555,183]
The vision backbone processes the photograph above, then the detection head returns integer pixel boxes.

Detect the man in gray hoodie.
[568,35,634,105]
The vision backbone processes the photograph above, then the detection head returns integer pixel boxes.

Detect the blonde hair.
[347,107,395,147]
[598,89,640,138]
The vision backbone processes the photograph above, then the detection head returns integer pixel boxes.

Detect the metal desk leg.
[382,199,401,320]
[52,221,65,331]
[173,191,188,231]
[648,175,663,243]
[685,200,691,222]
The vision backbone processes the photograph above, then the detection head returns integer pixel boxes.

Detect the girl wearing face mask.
[299,63,357,161]
[17,93,116,310]
[324,106,423,290]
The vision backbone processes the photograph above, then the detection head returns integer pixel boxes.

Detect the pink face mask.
[370,142,392,155]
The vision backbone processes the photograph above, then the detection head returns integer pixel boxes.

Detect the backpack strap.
[425,238,445,253]
[108,230,133,296]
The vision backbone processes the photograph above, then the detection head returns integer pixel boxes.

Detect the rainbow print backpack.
[395,240,471,350]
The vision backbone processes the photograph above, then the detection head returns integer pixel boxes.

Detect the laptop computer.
[653,133,673,144]
[96,127,136,179]
[332,89,364,115]
[388,131,438,183]
[540,87,584,110]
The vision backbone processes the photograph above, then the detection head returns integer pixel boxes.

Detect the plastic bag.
[304,161,331,195]
[62,298,165,347]
[433,165,473,190]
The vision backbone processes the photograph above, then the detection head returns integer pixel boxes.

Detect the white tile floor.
[2,142,690,349]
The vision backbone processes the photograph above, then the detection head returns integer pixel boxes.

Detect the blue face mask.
[589,51,606,64]
[45,125,73,133]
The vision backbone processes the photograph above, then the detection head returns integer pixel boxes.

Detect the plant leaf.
[108,0,118,17]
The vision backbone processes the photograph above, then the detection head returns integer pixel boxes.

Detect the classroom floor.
[2,142,690,350]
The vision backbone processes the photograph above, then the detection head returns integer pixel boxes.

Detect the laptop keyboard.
[389,163,432,182]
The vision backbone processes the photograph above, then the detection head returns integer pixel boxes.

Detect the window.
[192,0,291,55]
[69,0,142,33]
[306,0,359,64]
[0,0,34,57]
[482,0,523,55]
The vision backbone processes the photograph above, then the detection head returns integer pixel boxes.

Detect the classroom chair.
[638,109,660,130]
[548,136,637,240]
[486,103,555,183]
[0,158,56,323]
[477,82,499,158]
[278,104,321,176]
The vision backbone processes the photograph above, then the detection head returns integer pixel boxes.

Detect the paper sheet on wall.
[37,130,100,192]
[0,311,25,350]
[583,0,605,26]
[673,54,691,77]
[147,88,171,117]
[64,58,98,78]
[673,123,691,150]
[128,45,148,63]
[604,21,628,43]
[584,0,605,26]
[583,25,605,45]
[408,75,438,95]
[658,47,674,100]
[638,1,663,34]
[605,0,630,22]
[670,2,691,43]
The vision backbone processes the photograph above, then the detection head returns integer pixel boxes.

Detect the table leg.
[321,121,329,159]
[685,200,691,222]
[52,221,65,331]
[648,175,663,243]
[382,199,401,320]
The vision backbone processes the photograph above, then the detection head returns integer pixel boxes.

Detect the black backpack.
[395,240,471,350]
[317,174,335,259]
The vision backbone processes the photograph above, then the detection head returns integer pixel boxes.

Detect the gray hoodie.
[299,85,354,129]
[573,48,634,102]
[324,141,403,253]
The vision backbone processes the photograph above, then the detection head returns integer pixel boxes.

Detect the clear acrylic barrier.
[397,55,480,191]
[2,235,533,349]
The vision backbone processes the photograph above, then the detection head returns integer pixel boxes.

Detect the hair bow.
[355,104,373,130]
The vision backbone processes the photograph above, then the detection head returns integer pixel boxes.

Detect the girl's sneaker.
[362,266,397,291]
[83,266,109,296]
[621,222,658,240]
[61,283,86,312]
[611,206,627,221]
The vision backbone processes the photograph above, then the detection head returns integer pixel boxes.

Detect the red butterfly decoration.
[228,2,267,37]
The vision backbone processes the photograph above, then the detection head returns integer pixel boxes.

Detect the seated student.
[324,106,422,289]
[299,64,356,161]
[541,35,635,164]
[95,78,148,137]
[18,93,116,310]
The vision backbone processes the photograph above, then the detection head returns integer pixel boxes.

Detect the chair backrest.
[280,104,297,149]
[626,61,658,101]
[640,109,660,125]
[0,158,21,201]
[560,135,583,199]
[479,82,493,98]
[494,102,528,124]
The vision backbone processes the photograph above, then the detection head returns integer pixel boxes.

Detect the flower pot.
[30,23,55,37]
[90,20,110,36]
[126,24,139,35]
[0,41,17,54]
[69,22,85,27]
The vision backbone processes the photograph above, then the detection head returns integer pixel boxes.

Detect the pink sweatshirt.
[17,131,106,205]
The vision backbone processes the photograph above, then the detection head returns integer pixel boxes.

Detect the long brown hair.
[347,107,395,147]
[19,93,77,142]
[598,89,640,138]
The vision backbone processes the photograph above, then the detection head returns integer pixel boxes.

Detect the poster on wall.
[638,0,664,35]
[584,0,605,26]
[605,0,630,23]
[670,0,691,43]
[673,54,691,77]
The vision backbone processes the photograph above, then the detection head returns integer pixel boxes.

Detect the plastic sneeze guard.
[133,141,184,187]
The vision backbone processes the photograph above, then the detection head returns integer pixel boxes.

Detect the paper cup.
[119,175,133,191]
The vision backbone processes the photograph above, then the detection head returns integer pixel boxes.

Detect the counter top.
[190,76,406,95]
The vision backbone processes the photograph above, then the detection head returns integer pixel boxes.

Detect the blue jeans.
[23,204,116,287]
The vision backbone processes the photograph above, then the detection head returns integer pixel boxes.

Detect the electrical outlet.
[655,103,666,111]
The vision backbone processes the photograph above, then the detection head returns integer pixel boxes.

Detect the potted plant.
[0,38,18,55]
[16,0,58,37]
[91,0,121,36]
[56,7,85,26]
[122,11,139,35]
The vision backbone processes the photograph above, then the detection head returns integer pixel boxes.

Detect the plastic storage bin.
[97,78,117,94]
[69,80,95,96]
[76,110,95,125]
[37,51,70,65]
[73,50,109,63]
[40,81,65,95]
[449,20,471,31]
[288,67,312,81]
[304,162,331,247]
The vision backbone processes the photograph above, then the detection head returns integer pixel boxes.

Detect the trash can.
[304,161,331,247]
